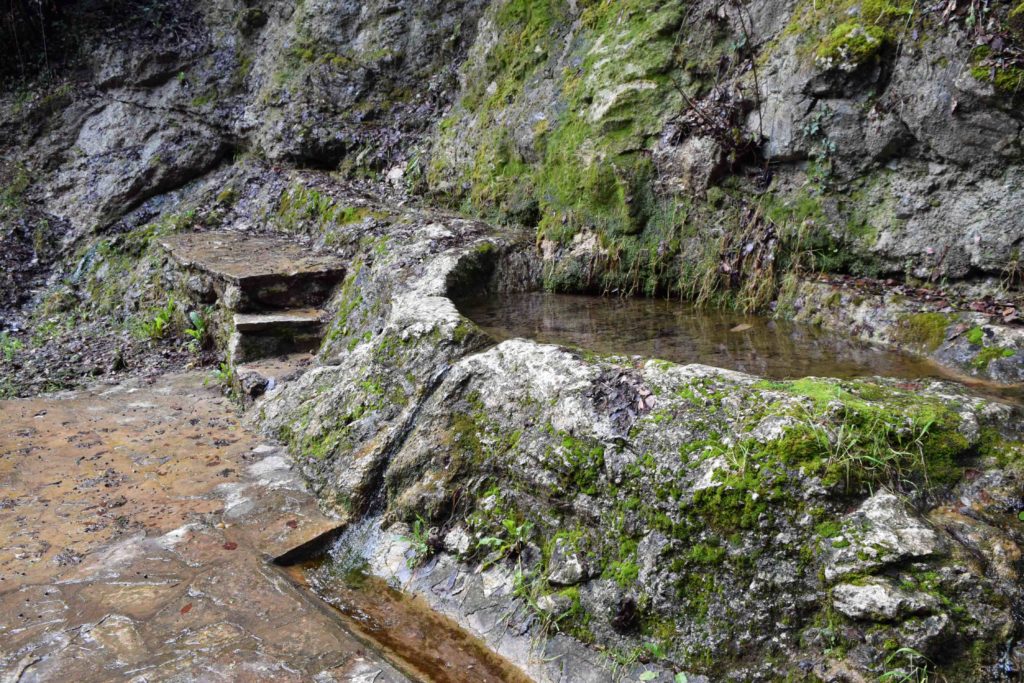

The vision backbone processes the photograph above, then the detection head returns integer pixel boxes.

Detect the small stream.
[456,291,943,381]
[282,517,534,683]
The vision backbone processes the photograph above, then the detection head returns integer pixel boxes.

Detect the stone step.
[229,309,327,363]
[234,309,325,333]
[160,231,346,312]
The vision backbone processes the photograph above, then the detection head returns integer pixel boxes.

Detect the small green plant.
[605,646,643,679]
[477,517,534,569]
[511,566,569,639]
[879,647,933,683]
[398,515,434,568]
[811,407,935,492]
[208,361,234,389]
[0,332,23,363]
[139,298,177,340]
[643,642,668,660]
[183,309,210,353]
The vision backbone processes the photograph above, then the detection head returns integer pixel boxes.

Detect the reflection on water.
[456,291,945,381]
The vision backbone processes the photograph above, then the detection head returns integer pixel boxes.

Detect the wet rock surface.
[0,372,408,682]
[792,279,1024,387]
[251,206,1024,680]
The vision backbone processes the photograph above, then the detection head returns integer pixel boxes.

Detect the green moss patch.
[970,45,1024,96]
[973,345,1016,370]
[894,312,950,352]
[816,22,888,67]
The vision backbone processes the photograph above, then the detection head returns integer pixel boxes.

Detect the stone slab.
[160,231,345,284]
[234,309,325,333]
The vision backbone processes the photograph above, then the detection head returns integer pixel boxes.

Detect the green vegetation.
[785,0,913,68]
[430,0,705,297]
[322,258,367,352]
[137,297,179,340]
[277,183,340,230]
[478,517,535,569]
[68,210,196,322]
[817,23,888,66]
[962,325,1017,369]
[543,431,606,496]
[973,345,1016,369]
[429,0,899,307]
[969,0,1024,100]
[184,309,211,353]
[399,515,434,568]
[971,44,1024,96]
[1011,1,1024,38]
[0,164,31,219]
[277,183,388,241]
[208,361,235,392]
[879,647,934,683]
[754,377,970,492]
[0,332,23,363]
[894,312,950,352]
[378,354,1008,681]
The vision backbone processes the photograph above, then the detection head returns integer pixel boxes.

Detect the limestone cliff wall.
[425,0,1024,299]
[3,0,1023,307]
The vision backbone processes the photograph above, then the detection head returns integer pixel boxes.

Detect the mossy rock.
[1009,1,1024,39]
[816,22,888,68]
[894,312,950,352]
[970,45,1024,96]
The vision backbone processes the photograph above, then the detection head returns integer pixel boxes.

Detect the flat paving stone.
[160,231,346,311]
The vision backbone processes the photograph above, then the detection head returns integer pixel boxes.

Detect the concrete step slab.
[160,231,345,311]
[229,309,326,363]
[233,309,325,333]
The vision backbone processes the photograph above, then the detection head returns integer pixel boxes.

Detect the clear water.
[456,291,949,381]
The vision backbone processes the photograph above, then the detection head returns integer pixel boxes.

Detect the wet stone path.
[0,372,407,682]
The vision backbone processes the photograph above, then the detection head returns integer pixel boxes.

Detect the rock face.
[832,579,938,622]
[425,0,1024,300]
[824,490,945,582]
[4,1,1024,681]
[251,201,1024,680]
[3,0,1023,380]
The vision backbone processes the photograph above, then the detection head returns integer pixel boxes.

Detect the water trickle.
[284,515,533,683]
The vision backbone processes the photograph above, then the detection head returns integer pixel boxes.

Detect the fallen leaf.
[285,520,298,529]
[730,323,753,333]
[222,541,238,550]
[180,603,192,615]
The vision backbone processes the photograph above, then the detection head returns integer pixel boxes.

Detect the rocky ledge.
[251,198,1024,682]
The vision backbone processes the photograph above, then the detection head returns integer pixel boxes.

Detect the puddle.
[281,518,532,683]
[456,291,961,382]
